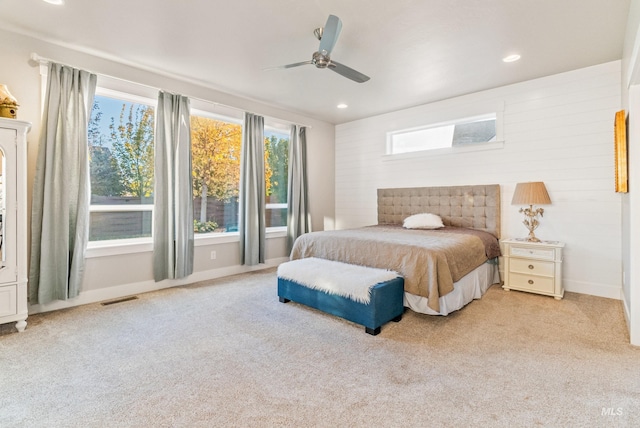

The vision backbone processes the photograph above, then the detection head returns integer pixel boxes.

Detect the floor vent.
[101,296,139,306]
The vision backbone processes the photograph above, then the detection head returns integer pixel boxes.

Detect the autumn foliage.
[89,98,289,234]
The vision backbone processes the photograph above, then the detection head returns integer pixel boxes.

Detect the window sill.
[86,238,153,258]
[383,140,504,161]
[85,228,288,258]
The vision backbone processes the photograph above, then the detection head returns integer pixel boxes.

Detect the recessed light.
[503,54,521,63]
[337,103,348,109]
[43,0,64,5]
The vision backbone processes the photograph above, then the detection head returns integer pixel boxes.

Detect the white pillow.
[403,213,444,229]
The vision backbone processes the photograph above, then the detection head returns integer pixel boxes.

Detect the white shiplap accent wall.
[335,61,622,299]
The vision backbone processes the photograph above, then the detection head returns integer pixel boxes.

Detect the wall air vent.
[100,296,139,306]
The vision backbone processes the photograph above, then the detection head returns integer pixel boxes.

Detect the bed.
[290,184,501,315]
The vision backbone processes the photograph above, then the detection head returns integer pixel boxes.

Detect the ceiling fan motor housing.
[312,51,331,68]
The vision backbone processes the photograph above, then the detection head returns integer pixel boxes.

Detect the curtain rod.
[29,52,312,129]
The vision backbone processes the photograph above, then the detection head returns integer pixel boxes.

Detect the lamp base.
[525,234,541,243]
[520,205,544,243]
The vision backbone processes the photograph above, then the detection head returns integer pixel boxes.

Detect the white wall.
[0,29,335,313]
[622,0,640,346]
[336,61,623,299]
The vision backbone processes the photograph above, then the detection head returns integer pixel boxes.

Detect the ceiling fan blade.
[318,14,342,55]
[328,61,370,83]
[283,60,313,69]
[263,61,312,71]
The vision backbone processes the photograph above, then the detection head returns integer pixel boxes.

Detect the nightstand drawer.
[510,258,554,277]
[508,273,554,294]
[509,246,555,261]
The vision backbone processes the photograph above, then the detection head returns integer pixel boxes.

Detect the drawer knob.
[528,280,534,285]
[528,264,534,270]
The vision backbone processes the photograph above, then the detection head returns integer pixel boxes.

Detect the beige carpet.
[0,268,638,427]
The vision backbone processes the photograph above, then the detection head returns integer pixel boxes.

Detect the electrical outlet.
[210,251,217,260]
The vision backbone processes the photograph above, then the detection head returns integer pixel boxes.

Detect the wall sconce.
[511,182,551,242]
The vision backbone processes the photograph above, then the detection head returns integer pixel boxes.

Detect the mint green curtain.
[153,91,194,281]
[239,112,265,265]
[286,125,311,252]
[29,62,96,304]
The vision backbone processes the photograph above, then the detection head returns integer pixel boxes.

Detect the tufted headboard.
[377,184,501,238]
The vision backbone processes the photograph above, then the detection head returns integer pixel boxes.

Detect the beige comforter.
[290,226,491,313]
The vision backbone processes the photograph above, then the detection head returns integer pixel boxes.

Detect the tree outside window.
[89,93,290,241]
[189,117,290,233]
[88,94,155,241]
[264,131,289,228]
[190,115,242,233]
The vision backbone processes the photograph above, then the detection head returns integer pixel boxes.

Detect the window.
[88,90,155,241]
[88,85,291,243]
[189,116,290,233]
[190,112,242,234]
[264,128,289,228]
[388,114,497,155]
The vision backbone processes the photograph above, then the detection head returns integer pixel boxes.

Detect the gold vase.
[0,84,19,119]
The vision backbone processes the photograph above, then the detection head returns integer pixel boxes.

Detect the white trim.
[382,140,504,161]
[86,229,286,258]
[265,227,287,238]
[266,203,287,209]
[628,85,640,346]
[86,238,153,258]
[96,87,156,107]
[28,256,290,315]
[626,22,640,88]
[192,232,241,247]
[622,288,631,333]
[190,106,243,124]
[30,52,312,129]
[89,204,153,212]
[563,278,622,300]
[38,63,47,112]
[265,122,292,135]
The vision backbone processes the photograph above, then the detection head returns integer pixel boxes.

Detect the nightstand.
[501,238,565,300]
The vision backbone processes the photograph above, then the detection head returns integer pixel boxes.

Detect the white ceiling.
[0,0,631,124]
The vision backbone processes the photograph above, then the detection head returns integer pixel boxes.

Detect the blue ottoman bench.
[277,258,404,335]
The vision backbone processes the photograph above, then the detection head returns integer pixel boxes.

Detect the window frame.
[385,108,504,159]
[263,123,290,233]
[87,87,157,244]
[189,108,243,238]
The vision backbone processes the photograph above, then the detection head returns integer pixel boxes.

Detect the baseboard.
[29,256,290,315]
[472,267,619,300]
[30,261,623,315]
[621,290,631,332]
[563,278,622,300]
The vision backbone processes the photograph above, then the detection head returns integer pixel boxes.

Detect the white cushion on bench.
[277,258,400,304]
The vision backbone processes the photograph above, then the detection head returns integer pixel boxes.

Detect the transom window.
[388,114,497,155]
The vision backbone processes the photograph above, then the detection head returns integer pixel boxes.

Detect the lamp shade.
[511,182,551,205]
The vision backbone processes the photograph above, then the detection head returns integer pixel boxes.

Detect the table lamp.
[511,182,551,242]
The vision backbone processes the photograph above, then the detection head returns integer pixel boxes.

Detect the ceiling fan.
[271,14,370,83]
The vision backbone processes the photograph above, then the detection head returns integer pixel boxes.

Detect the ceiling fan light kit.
[273,14,370,83]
